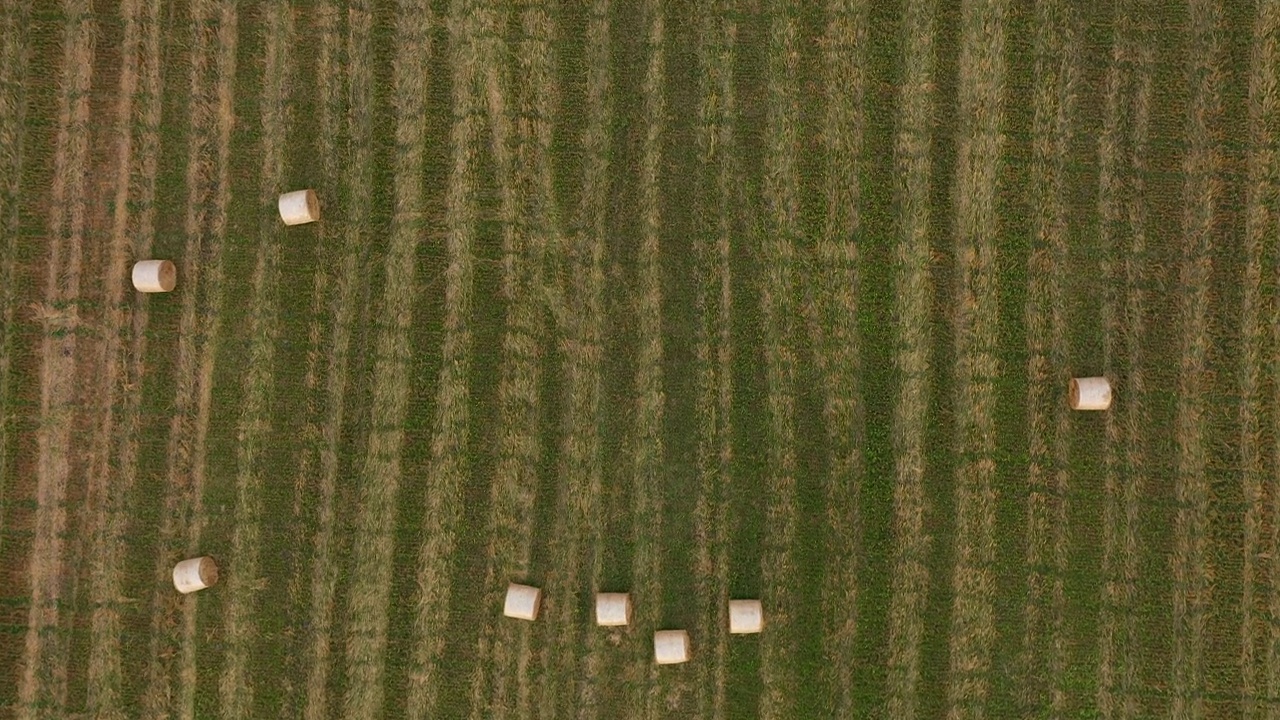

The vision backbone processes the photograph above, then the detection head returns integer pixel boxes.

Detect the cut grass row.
[299,3,354,719]
[216,3,293,719]
[1017,0,1078,715]
[533,0,609,714]
[1170,0,1222,716]
[758,1,802,717]
[339,0,429,713]
[17,0,95,716]
[884,0,939,715]
[1239,0,1280,714]
[691,1,736,717]
[1095,5,1157,716]
[466,0,552,713]
[809,0,867,715]
[0,0,34,555]
[569,3,612,717]
[624,0,668,716]
[83,0,164,716]
[942,0,1006,718]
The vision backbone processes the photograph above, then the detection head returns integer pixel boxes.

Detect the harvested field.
[0,0,1273,717]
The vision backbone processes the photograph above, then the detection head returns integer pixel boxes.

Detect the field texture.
[0,0,1272,717]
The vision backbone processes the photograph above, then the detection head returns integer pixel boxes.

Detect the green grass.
[0,0,1272,717]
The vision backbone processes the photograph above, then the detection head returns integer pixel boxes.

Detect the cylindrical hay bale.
[595,592,632,627]
[728,599,764,634]
[503,582,542,621]
[654,630,691,665]
[278,189,320,226]
[1069,376,1112,411]
[132,260,177,293]
[172,556,218,594]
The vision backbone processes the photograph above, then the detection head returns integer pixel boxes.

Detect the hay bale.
[1069,377,1111,411]
[172,556,218,594]
[132,260,176,293]
[654,630,690,665]
[278,189,320,225]
[728,599,763,634]
[503,582,542,621]
[594,592,632,627]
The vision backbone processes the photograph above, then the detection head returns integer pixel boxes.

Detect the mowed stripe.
[1018,1,1078,716]
[468,0,555,713]
[84,0,165,715]
[534,0,607,715]
[758,1,802,717]
[339,0,432,712]
[216,4,293,720]
[1245,2,1280,714]
[943,0,1006,717]
[140,0,216,712]
[1171,0,1222,717]
[17,0,96,716]
[810,0,867,715]
[691,1,735,717]
[0,0,34,546]
[885,0,939,715]
[573,3,613,717]
[401,0,480,717]
[175,1,241,717]
[300,4,354,719]
[625,1,668,717]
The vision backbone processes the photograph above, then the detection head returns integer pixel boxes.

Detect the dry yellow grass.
[139,0,215,714]
[1238,2,1280,717]
[1017,2,1078,716]
[623,1,670,717]
[571,4,613,717]
[17,2,95,717]
[216,4,292,720]
[811,1,867,715]
[1170,2,1222,718]
[942,0,1006,718]
[465,1,553,715]
[83,0,163,716]
[298,5,358,720]
[1093,8,1155,718]
[885,0,938,716]
[759,2,802,718]
[691,2,736,717]
[0,0,32,546]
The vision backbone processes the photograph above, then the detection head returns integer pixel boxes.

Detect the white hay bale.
[1069,376,1111,411]
[595,592,632,627]
[728,599,763,634]
[172,556,218,594]
[278,189,320,225]
[503,583,542,621]
[132,260,176,293]
[654,630,690,665]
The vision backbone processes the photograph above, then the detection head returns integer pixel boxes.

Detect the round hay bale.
[654,629,690,665]
[172,556,218,594]
[278,189,320,226]
[1069,376,1111,411]
[503,582,542,621]
[132,260,176,293]
[728,599,763,634]
[594,592,632,627]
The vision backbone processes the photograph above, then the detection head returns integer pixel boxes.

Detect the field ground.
[0,0,1274,717]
